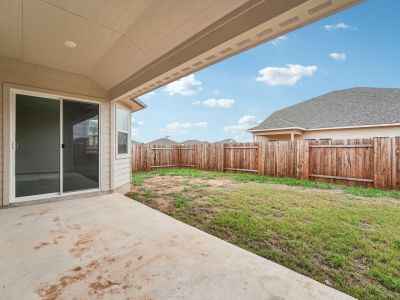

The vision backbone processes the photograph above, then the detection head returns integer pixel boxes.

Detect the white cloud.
[224,115,259,142]
[213,89,220,95]
[224,115,259,133]
[271,35,288,46]
[140,91,156,99]
[167,122,208,130]
[193,98,235,108]
[165,74,202,96]
[132,119,144,127]
[256,64,317,86]
[131,127,140,137]
[131,118,144,137]
[329,52,346,61]
[160,121,208,134]
[323,22,352,31]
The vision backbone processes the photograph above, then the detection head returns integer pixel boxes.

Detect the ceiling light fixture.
[64,41,77,48]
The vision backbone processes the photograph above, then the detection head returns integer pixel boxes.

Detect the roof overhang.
[112,96,147,112]
[249,123,400,134]
[249,127,306,132]
[0,0,364,103]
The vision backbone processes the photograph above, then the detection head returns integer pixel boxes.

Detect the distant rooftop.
[147,138,178,145]
[249,87,400,131]
[214,138,237,144]
[181,140,208,145]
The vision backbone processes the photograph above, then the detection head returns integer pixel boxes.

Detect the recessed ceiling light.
[64,41,77,48]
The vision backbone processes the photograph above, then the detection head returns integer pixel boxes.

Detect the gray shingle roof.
[131,139,143,145]
[249,87,400,131]
[147,138,178,145]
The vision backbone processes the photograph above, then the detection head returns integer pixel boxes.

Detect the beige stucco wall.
[255,134,293,141]
[252,125,400,142]
[0,57,110,205]
[302,126,400,140]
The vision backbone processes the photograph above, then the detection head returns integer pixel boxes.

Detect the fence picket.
[132,137,399,189]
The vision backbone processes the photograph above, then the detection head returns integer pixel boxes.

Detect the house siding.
[112,103,131,190]
[0,57,109,205]
[252,125,400,142]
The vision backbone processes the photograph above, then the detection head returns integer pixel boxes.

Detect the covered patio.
[0,194,353,299]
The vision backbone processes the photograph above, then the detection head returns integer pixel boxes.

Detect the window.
[116,107,129,156]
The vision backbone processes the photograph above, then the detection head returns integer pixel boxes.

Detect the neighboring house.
[131,139,144,145]
[214,139,237,144]
[249,88,400,141]
[147,138,178,146]
[0,1,359,206]
[181,140,208,145]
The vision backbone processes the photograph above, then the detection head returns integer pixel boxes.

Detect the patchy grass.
[128,169,400,300]
[132,168,400,199]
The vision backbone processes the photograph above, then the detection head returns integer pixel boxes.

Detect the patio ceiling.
[0,0,363,101]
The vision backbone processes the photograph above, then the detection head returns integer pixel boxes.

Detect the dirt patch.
[190,177,235,187]
[130,175,236,213]
[151,198,174,212]
[139,175,185,195]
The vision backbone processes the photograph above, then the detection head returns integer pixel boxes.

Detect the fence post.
[258,142,265,175]
[220,144,225,172]
[147,144,154,171]
[394,137,399,190]
[177,145,181,167]
[373,137,392,189]
[302,140,310,180]
[391,137,397,189]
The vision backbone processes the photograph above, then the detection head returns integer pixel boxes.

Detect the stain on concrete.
[34,254,160,299]
[39,209,52,216]
[36,256,115,299]
[33,242,50,250]
[89,279,121,291]
[69,224,81,230]
[69,228,100,258]
[20,212,35,218]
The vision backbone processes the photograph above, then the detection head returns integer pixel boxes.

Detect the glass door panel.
[63,100,99,192]
[15,94,60,197]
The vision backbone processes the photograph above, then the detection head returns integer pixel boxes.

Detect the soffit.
[0,0,364,101]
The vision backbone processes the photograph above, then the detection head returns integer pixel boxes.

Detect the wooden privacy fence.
[132,137,400,189]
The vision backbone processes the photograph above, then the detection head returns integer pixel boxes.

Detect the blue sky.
[132,0,400,143]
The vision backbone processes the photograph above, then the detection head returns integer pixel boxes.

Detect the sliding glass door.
[14,92,100,200]
[63,100,99,192]
[15,94,60,197]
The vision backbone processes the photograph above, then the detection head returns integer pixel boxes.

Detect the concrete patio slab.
[0,194,354,300]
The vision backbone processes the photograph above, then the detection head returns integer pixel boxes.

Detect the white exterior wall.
[0,57,110,205]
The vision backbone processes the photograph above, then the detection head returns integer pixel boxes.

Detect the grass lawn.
[127,168,400,300]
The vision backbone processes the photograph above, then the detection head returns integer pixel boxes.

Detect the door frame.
[9,88,102,203]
